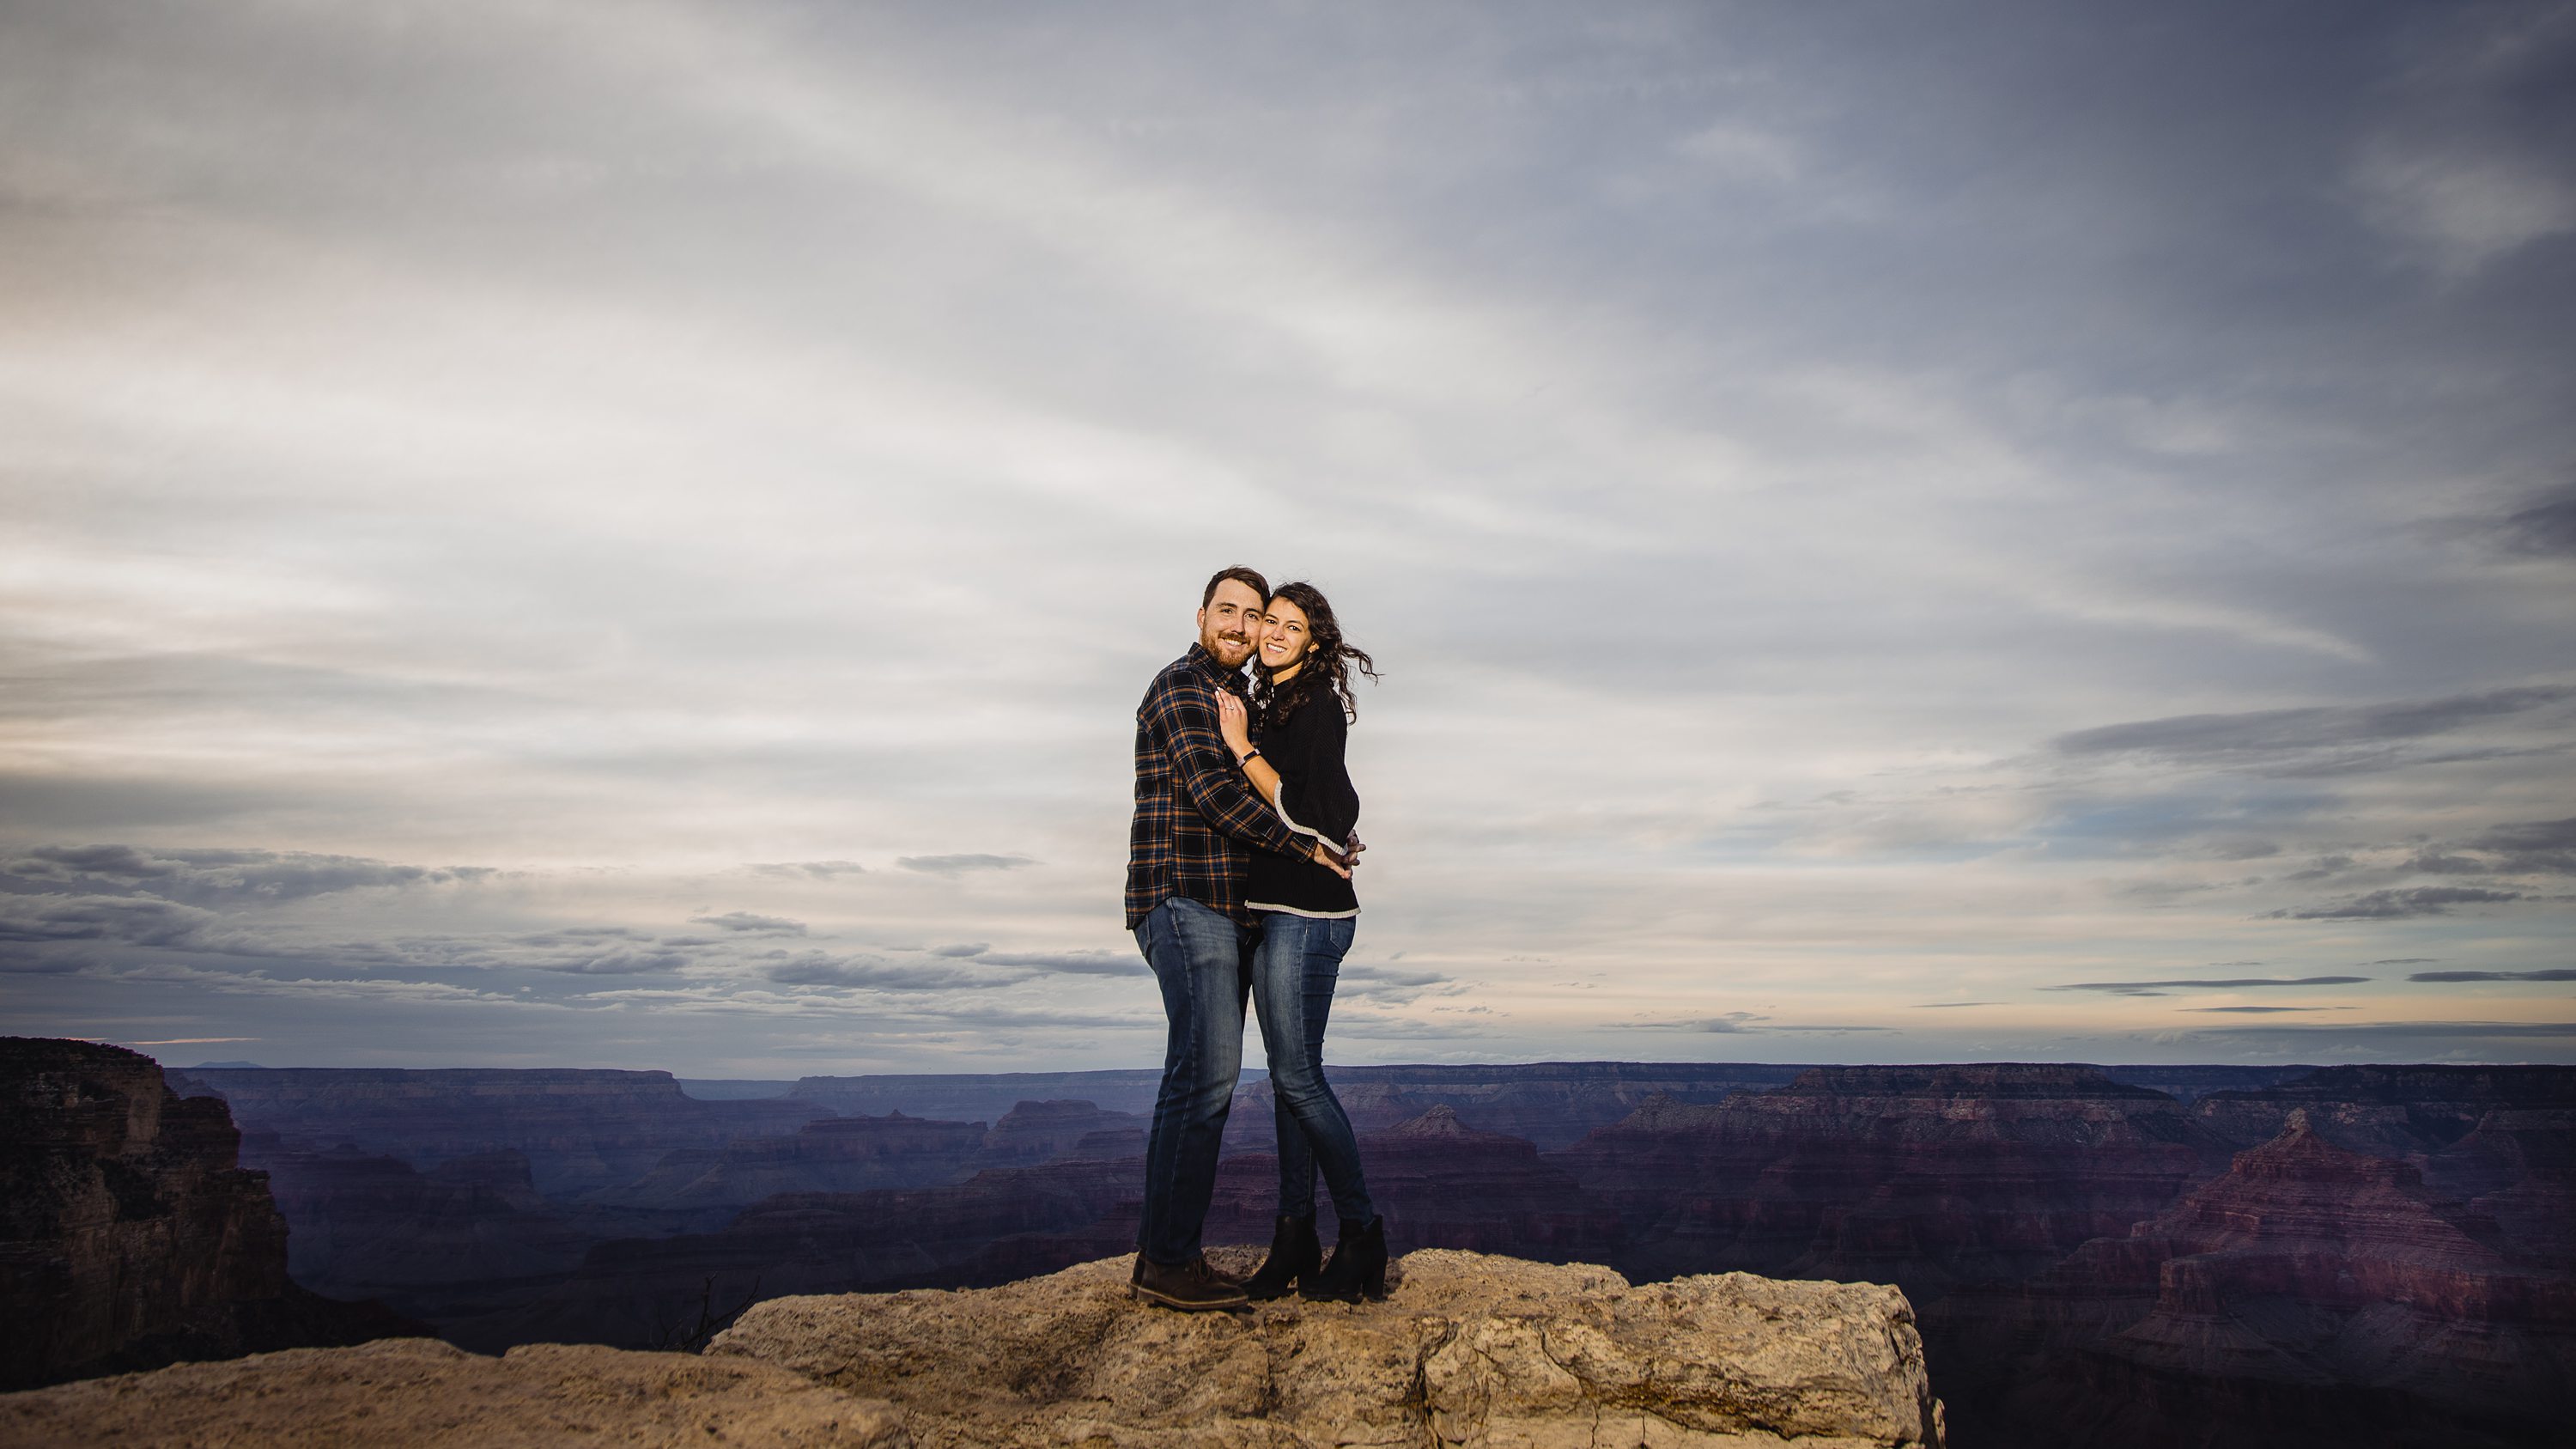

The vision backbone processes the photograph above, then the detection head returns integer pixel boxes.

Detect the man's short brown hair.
[1201,565,1269,608]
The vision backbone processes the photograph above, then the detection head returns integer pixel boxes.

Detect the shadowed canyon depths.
[4,1042,2568,1446]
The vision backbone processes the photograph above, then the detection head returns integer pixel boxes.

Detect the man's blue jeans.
[1250,911,1374,1223]
[1133,896,1258,1266]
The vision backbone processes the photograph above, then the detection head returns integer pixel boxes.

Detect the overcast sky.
[3,0,2571,1076]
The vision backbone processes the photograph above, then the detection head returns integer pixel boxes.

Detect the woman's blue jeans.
[1250,911,1374,1223]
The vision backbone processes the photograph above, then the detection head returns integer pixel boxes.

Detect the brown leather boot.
[1130,1251,1250,1312]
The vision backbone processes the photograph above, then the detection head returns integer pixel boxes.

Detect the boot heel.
[1243,1214,1321,1302]
[1358,1217,1388,1300]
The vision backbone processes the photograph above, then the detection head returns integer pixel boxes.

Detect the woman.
[1214,581,1385,1303]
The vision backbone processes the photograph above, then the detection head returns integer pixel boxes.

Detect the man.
[1126,565,1351,1311]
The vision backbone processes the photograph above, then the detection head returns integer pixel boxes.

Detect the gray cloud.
[2046,975,2370,996]
[762,953,1002,991]
[2187,1005,2349,1014]
[0,894,217,954]
[2269,887,2524,920]
[2492,484,2576,558]
[513,928,653,944]
[2464,817,2576,874]
[2187,1020,2576,1040]
[2050,686,2576,774]
[1610,1011,1886,1033]
[897,855,1039,875]
[2409,968,2576,983]
[3,844,489,905]
[1617,1012,1765,1034]
[979,949,1141,977]
[1333,964,1455,1004]
[521,949,692,976]
[2365,818,2576,880]
[929,942,991,958]
[690,910,807,935]
[744,861,867,880]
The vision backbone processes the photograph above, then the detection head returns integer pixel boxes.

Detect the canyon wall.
[1552,1064,2233,1295]
[1,1038,411,1389]
[1965,1109,2575,1447]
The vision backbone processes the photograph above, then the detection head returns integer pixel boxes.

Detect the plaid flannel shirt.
[1126,642,1307,928]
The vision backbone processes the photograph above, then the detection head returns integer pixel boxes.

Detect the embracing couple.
[1124,565,1382,1312]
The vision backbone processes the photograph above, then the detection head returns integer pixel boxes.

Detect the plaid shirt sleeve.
[1126,651,1308,928]
[1155,673,1305,856]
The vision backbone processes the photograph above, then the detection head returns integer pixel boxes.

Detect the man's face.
[1197,579,1264,669]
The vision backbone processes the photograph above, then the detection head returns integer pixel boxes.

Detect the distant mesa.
[171,1062,831,1194]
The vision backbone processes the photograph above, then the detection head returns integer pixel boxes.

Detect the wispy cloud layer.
[1,0,2569,1071]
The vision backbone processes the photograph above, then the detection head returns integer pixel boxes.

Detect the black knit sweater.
[1244,689,1360,918]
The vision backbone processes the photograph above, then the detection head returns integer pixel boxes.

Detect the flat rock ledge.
[0,1250,1942,1449]
[0,1337,906,1447]
[710,1247,1945,1448]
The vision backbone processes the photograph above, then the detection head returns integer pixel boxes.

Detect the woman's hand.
[1216,691,1254,758]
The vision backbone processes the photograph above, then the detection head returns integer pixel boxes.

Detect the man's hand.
[1310,841,1352,879]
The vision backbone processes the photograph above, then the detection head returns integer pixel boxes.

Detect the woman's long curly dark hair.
[1253,581,1378,724]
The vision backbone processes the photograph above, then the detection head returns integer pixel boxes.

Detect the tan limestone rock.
[0,1336,908,1447]
[711,1246,1944,1448]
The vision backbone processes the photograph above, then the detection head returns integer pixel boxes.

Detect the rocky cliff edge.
[4,1248,1944,1448]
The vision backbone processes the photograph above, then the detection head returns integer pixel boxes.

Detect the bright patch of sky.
[3,0,2571,1073]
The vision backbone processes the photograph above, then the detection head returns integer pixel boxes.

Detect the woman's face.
[1259,597,1316,673]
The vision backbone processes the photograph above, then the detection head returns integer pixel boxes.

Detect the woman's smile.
[1259,598,1313,675]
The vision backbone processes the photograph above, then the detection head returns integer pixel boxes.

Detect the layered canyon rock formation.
[787,1062,2309,1152]
[2,1250,1940,1448]
[584,1111,994,1210]
[583,1099,1145,1213]
[1546,1062,2576,1446]
[1,1038,410,1390]
[246,1142,717,1336]
[68,1054,2565,1447]
[1218,1105,1623,1257]
[167,1066,827,1194]
[787,1068,1171,1122]
[495,1106,1630,1350]
[1953,1086,2576,1447]
[1552,1064,2234,1294]
[1226,1061,1813,1152]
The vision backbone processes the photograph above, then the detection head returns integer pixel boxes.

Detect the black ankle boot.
[1301,1215,1387,1303]
[1242,1214,1320,1301]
